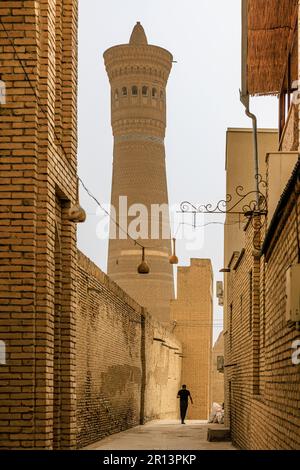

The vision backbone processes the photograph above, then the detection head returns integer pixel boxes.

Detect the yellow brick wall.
[171,259,213,420]
[211,332,224,406]
[224,189,300,449]
[0,0,78,449]
[76,251,182,448]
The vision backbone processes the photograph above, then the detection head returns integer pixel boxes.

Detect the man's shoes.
[181,421,185,424]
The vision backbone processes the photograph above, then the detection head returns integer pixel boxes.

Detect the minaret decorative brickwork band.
[104,23,175,322]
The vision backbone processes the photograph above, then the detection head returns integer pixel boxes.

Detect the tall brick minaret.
[104,22,174,323]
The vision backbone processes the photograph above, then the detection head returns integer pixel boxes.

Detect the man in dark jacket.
[177,384,193,424]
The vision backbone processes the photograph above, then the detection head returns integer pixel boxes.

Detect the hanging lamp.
[67,178,86,223]
[137,247,150,274]
[169,238,178,264]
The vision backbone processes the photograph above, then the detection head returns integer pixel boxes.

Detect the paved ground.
[84,420,236,450]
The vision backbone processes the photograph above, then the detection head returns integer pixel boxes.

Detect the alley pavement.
[83,420,236,450]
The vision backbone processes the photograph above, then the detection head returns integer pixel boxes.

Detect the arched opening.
[122,87,127,96]
[132,86,138,96]
[152,87,157,98]
[142,86,148,96]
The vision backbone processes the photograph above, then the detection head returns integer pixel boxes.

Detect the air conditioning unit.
[216,281,224,306]
[286,264,300,323]
[217,355,224,372]
[216,281,223,298]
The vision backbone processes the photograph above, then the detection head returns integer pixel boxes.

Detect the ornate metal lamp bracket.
[178,174,268,230]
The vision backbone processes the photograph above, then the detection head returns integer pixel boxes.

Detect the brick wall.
[0,0,78,449]
[211,332,224,406]
[224,180,300,449]
[76,251,182,449]
[280,104,299,151]
[170,259,213,420]
[143,314,182,422]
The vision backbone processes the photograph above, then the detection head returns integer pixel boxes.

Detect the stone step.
[207,427,231,442]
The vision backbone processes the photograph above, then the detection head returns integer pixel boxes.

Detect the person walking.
[177,384,193,424]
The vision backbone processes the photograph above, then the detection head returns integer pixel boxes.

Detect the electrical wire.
[0,17,149,250]
[78,177,145,248]
[174,220,243,237]
[0,17,235,258]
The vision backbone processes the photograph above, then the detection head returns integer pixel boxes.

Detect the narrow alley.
[83,421,236,451]
[1,0,300,456]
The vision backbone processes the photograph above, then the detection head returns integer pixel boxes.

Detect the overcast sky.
[77,0,278,342]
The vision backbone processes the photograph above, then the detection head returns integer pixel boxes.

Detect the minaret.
[104,22,175,323]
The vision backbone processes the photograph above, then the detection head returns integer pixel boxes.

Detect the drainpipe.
[240,94,260,208]
[240,0,260,208]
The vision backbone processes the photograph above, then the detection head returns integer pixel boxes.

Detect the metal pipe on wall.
[240,0,260,208]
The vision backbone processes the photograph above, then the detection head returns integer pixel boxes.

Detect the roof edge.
[261,157,300,257]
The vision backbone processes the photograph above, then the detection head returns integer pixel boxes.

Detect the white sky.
[77,0,278,342]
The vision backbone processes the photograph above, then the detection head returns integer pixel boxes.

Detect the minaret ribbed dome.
[129,21,148,45]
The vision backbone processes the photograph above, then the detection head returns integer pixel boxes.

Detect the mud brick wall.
[211,332,224,407]
[76,251,182,448]
[143,313,182,422]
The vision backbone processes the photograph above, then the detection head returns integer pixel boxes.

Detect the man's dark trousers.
[180,400,188,423]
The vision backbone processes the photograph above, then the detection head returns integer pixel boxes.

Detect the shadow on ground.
[83,420,236,450]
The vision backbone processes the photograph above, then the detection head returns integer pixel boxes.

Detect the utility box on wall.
[216,281,224,306]
[217,355,224,373]
[286,264,300,323]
